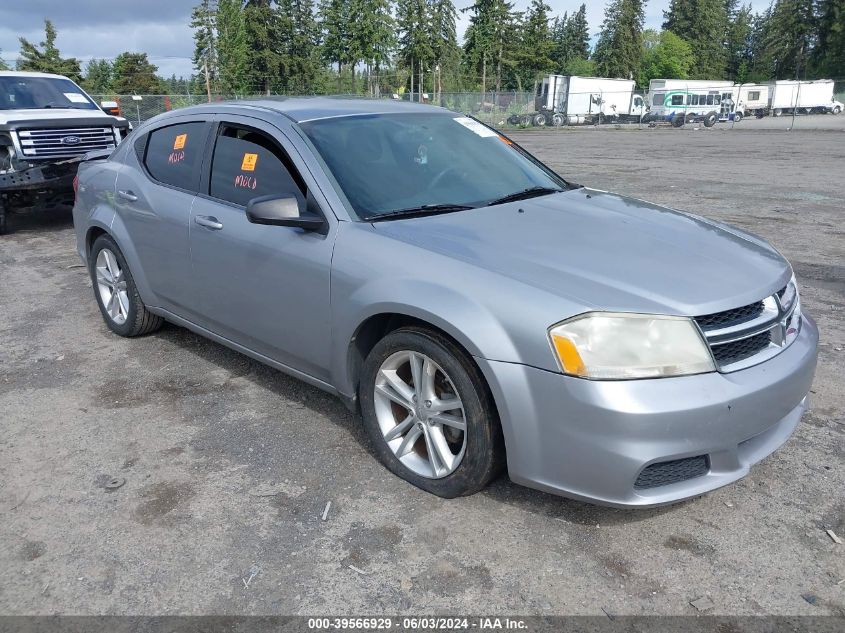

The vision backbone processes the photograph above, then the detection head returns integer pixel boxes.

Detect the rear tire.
[359,327,504,498]
[671,115,684,128]
[532,113,547,127]
[89,234,163,337]
[773,108,783,117]
[733,111,743,123]
[551,113,564,127]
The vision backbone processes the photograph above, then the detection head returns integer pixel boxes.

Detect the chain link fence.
[92,79,845,131]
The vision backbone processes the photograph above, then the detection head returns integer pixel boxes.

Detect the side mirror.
[101,100,121,116]
[246,193,325,232]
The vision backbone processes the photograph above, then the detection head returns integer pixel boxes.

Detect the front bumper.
[0,160,78,194]
[478,313,819,507]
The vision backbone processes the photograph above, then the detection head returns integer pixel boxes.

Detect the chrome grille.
[16,127,117,158]
[694,283,799,372]
[695,301,764,329]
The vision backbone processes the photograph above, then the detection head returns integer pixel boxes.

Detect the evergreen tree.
[462,1,515,94]
[0,52,9,71]
[663,0,728,79]
[763,0,816,78]
[191,0,218,93]
[725,1,754,82]
[397,0,433,98]
[110,52,164,94]
[430,0,460,98]
[550,14,568,72]
[813,0,845,76]
[566,4,590,61]
[319,0,352,88]
[82,59,113,94]
[216,0,250,95]
[281,0,323,93]
[512,0,555,90]
[243,0,286,94]
[17,19,82,82]
[352,0,396,95]
[593,0,645,80]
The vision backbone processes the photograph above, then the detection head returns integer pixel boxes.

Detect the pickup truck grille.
[16,127,117,158]
[694,285,796,372]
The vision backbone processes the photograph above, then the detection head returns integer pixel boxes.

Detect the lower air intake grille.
[711,330,772,365]
[635,455,709,490]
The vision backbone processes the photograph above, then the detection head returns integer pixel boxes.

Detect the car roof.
[0,71,75,80]
[166,97,451,123]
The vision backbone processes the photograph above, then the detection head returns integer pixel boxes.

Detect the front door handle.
[195,215,223,230]
[117,189,138,202]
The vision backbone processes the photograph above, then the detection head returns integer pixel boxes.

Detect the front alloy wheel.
[373,350,467,478]
[359,327,504,498]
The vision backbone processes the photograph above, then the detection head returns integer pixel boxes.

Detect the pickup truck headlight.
[549,313,715,379]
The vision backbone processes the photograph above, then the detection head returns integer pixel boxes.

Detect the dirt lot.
[1,127,843,617]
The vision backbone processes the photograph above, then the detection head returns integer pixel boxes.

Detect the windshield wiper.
[368,203,475,222]
[487,186,564,206]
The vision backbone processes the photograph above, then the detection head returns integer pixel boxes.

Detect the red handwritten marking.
[234,174,258,190]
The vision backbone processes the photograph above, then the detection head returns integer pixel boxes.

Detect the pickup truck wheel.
[359,327,504,498]
[89,234,163,337]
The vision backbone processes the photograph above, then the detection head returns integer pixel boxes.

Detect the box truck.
[509,75,646,126]
[766,80,843,116]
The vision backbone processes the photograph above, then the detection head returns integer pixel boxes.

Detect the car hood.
[0,109,125,126]
[371,188,791,316]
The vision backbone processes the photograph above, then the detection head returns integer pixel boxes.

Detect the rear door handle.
[195,215,223,230]
[117,190,138,202]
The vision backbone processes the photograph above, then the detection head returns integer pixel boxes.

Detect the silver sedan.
[72,99,818,507]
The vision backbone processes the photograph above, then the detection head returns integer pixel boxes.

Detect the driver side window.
[208,124,305,207]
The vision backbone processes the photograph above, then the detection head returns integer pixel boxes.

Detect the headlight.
[549,313,715,380]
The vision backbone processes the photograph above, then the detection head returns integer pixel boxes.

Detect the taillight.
[72,175,79,196]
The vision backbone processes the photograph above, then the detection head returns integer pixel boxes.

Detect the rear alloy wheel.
[360,327,503,498]
[89,234,163,337]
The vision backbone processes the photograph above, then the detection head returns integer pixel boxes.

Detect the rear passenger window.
[144,122,206,190]
[671,95,683,106]
[209,124,304,207]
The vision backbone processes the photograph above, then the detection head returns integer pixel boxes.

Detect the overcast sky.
[0,1,766,80]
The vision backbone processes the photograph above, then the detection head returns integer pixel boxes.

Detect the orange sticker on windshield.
[241,153,258,171]
[173,134,187,150]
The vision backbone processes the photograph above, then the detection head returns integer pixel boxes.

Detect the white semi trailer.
[766,80,843,116]
[509,75,646,126]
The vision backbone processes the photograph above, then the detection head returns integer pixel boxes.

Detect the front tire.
[89,234,163,337]
[359,327,504,498]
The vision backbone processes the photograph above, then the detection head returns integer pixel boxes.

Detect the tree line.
[2,1,843,98]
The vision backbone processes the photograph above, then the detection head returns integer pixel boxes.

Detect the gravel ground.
[1,127,843,617]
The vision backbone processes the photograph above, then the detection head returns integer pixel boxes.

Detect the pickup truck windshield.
[299,113,568,220]
[0,76,98,111]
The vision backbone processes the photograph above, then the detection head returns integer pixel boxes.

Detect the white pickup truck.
[0,71,130,234]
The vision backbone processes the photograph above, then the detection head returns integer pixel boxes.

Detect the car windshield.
[299,112,569,219]
[0,76,98,111]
